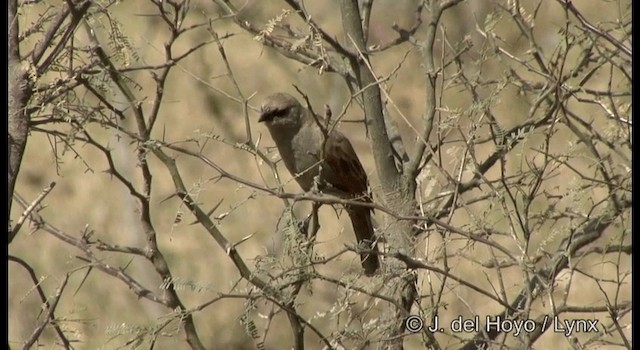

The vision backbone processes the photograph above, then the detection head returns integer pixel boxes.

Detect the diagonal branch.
[22,273,70,349]
[557,0,631,57]
[9,256,71,348]
[9,182,56,243]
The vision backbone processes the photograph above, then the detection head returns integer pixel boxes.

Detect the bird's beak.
[258,109,271,123]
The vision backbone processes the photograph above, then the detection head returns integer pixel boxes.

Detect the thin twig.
[23,273,70,349]
[9,256,71,348]
[9,181,56,243]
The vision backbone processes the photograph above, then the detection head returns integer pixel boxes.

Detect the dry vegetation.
[9,0,631,349]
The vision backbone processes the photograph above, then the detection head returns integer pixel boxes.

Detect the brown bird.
[258,92,380,275]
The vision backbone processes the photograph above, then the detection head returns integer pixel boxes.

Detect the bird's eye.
[264,108,286,119]
[272,108,287,117]
[259,107,288,123]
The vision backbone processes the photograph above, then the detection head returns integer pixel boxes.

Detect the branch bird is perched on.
[259,92,380,275]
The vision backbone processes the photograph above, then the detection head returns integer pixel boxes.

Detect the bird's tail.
[347,207,380,276]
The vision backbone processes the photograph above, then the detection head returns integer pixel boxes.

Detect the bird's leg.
[311,164,323,194]
[298,213,311,235]
[311,163,338,193]
[299,201,321,241]
[297,202,321,275]
[308,201,321,243]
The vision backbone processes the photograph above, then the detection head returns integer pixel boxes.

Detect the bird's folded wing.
[323,131,370,199]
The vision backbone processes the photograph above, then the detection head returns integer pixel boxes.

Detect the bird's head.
[258,93,304,129]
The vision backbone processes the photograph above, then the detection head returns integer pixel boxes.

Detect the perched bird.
[259,92,380,275]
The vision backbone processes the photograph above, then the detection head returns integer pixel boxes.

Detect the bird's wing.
[323,130,369,197]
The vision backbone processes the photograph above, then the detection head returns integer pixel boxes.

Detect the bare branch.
[9,181,56,243]
[23,273,69,349]
[9,256,71,348]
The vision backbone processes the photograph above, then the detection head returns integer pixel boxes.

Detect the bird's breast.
[287,130,323,191]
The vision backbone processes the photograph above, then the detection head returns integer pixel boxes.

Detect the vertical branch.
[9,0,91,225]
[70,5,207,349]
[8,0,30,223]
[360,0,374,43]
[340,0,399,192]
[406,0,464,179]
[340,2,421,349]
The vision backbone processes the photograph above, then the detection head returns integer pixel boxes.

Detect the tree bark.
[8,0,31,236]
[340,1,419,349]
